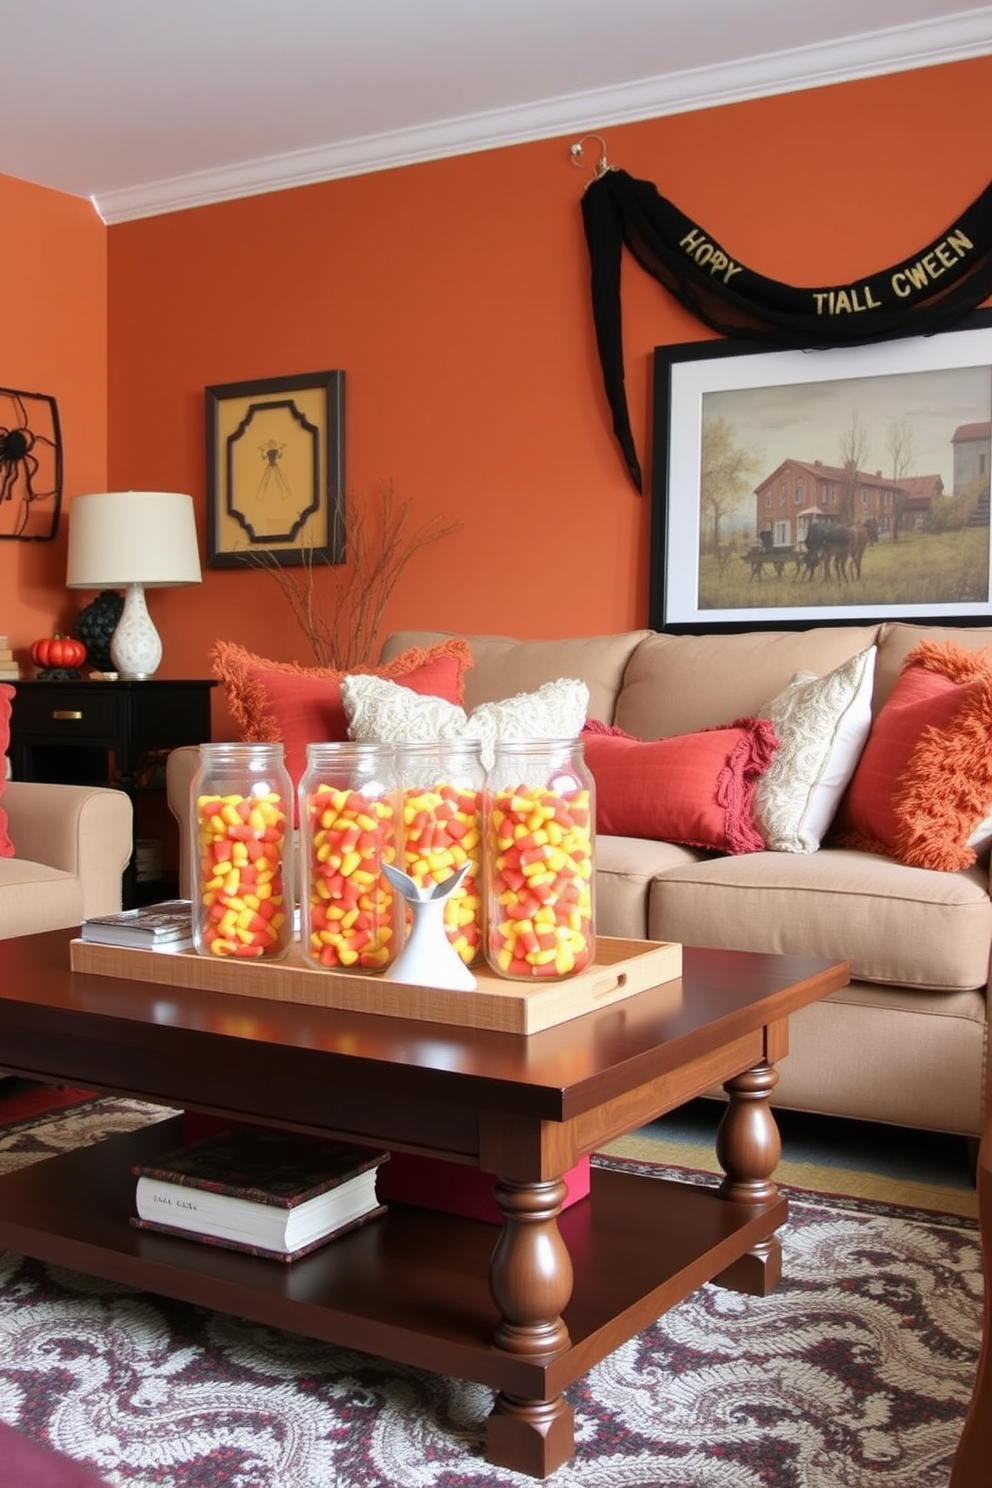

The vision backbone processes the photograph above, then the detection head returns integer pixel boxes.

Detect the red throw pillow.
[211,639,474,789]
[835,640,992,871]
[0,683,13,858]
[581,718,779,854]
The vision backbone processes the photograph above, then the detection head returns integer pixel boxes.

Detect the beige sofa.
[0,780,132,938]
[167,619,992,1140]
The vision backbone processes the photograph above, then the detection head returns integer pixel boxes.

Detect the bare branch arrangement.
[248,479,460,670]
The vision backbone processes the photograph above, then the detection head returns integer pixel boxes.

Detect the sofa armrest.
[166,745,200,898]
[3,779,133,917]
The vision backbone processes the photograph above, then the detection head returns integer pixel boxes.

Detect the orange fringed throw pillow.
[835,640,992,871]
[211,638,474,789]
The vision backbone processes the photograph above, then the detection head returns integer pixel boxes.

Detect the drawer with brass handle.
[9,691,121,738]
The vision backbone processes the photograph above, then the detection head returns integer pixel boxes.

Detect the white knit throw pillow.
[341,675,590,769]
[753,647,876,853]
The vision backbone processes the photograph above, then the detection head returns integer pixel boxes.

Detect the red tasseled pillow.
[581,717,779,854]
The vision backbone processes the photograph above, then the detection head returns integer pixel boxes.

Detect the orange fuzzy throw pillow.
[0,684,13,857]
[835,640,992,871]
[211,638,473,788]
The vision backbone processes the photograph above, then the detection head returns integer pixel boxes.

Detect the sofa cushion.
[874,621,992,708]
[378,629,651,722]
[0,682,12,857]
[210,638,473,788]
[342,674,589,769]
[614,626,880,740]
[647,847,992,994]
[836,639,992,871]
[581,719,778,853]
[753,647,876,853]
[594,834,709,940]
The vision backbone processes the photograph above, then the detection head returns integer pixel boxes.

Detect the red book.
[180,1115,591,1227]
[377,1152,591,1224]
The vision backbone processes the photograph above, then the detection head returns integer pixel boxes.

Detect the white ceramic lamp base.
[110,583,162,679]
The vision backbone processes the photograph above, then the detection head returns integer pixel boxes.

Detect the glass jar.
[190,742,294,960]
[484,738,596,980]
[299,742,403,972]
[394,739,485,968]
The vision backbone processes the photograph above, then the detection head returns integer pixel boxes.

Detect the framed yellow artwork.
[205,370,345,569]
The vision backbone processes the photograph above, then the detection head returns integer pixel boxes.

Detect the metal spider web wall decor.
[0,387,63,541]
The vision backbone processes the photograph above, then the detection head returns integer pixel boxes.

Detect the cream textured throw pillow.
[753,647,876,853]
[342,675,590,769]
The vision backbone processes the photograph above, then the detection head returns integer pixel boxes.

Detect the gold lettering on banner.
[891,228,975,298]
[679,229,743,284]
[681,222,976,309]
[812,285,883,315]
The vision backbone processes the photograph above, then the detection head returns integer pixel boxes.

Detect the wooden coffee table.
[0,930,848,1478]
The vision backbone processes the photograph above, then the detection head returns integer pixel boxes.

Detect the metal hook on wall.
[569,133,613,186]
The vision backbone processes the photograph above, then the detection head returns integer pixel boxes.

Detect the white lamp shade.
[66,491,202,589]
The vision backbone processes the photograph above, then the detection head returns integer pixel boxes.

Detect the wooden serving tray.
[69,935,682,1035]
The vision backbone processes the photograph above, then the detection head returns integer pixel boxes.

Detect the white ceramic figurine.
[381,862,478,992]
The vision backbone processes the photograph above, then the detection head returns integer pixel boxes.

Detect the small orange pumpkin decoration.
[30,634,88,669]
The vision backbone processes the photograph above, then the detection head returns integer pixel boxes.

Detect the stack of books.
[79,899,194,949]
[131,1127,390,1260]
[0,636,20,682]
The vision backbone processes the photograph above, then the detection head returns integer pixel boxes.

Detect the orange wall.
[106,54,992,697]
[11,55,992,711]
[0,175,107,664]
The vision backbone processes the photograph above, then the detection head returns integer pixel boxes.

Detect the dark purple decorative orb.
[74,589,124,671]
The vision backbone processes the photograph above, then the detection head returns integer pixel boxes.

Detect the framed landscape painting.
[650,316,992,631]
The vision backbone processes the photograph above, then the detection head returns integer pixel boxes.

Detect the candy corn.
[487,783,593,979]
[194,789,290,958]
[303,783,399,970]
[402,782,482,965]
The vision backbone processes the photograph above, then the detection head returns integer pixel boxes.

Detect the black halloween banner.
[581,167,992,491]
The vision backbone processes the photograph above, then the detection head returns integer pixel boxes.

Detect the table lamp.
[66,491,202,679]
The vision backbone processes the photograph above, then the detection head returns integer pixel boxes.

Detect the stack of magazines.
[131,1127,390,1261]
[80,899,194,949]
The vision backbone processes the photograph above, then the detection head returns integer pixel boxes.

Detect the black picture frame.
[206,370,345,569]
[650,315,992,632]
[0,387,62,542]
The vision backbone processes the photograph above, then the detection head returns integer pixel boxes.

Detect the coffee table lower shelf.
[0,1121,786,1413]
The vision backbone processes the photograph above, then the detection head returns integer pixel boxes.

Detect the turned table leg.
[486,1175,574,1477]
[714,1062,783,1294]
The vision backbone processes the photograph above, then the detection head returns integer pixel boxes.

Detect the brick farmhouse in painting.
[753,420,991,548]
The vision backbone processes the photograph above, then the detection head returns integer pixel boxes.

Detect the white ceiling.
[5,1,992,224]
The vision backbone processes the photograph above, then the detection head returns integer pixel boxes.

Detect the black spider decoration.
[0,387,63,541]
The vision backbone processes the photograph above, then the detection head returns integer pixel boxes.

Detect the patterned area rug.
[0,1099,982,1488]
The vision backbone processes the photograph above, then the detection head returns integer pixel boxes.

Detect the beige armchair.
[0,780,132,938]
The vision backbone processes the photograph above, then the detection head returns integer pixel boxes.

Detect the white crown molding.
[94,8,992,224]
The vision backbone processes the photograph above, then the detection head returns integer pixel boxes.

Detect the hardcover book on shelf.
[131,1127,390,1261]
[79,899,194,948]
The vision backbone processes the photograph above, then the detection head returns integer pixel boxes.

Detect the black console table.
[8,679,214,907]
